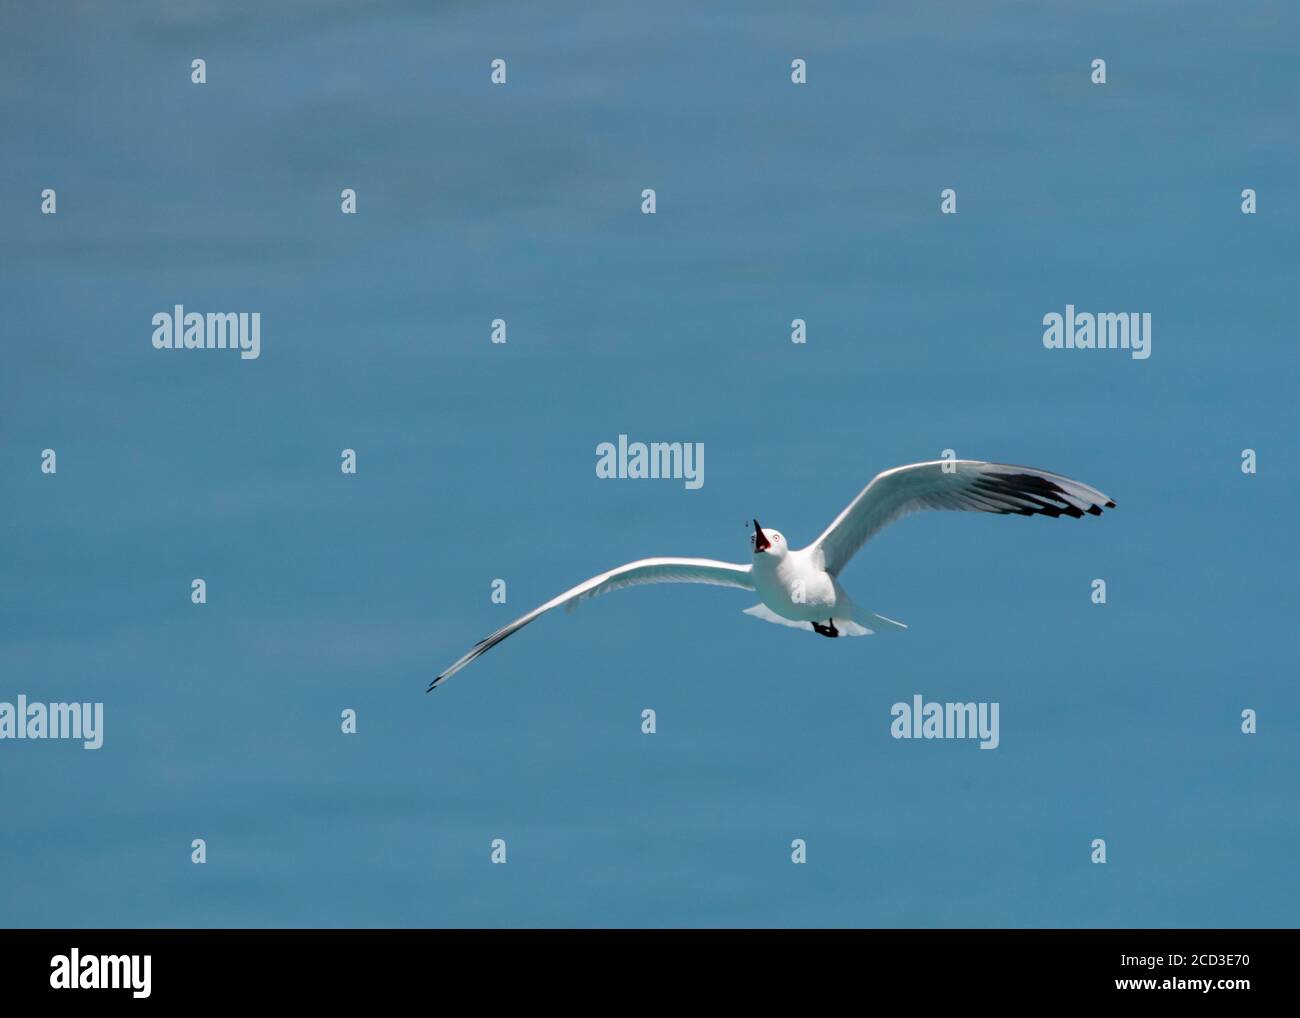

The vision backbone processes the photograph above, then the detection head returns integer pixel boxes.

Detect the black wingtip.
[1105,500,1116,508]
[426,679,441,693]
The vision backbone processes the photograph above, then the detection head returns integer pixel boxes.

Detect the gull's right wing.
[429,557,753,690]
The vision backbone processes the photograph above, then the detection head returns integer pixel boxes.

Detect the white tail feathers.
[743,603,906,636]
[855,607,908,632]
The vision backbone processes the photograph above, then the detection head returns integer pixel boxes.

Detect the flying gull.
[429,459,1115,689]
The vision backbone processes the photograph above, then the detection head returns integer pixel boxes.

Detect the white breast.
[752,552,839,622]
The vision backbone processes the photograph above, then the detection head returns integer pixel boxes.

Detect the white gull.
[429,459,1115,690]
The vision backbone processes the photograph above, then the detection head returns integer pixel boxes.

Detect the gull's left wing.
[429,557,753,689]
[808,460,1116,577]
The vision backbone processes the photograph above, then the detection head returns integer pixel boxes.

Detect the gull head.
[750,520,787,560]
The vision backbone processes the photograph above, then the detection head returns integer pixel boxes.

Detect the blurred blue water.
[1,1,1296,927]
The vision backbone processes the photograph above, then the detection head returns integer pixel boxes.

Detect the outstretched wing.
[809,460,1116,576]
[429,557,753,689]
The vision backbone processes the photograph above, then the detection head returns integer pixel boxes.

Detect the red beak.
[752,519,771,553]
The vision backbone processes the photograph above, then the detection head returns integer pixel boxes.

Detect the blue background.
[1,1,1296,927]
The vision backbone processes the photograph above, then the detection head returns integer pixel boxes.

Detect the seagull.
[428,459,1115,690]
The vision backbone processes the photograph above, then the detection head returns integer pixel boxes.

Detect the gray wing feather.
[430,557,753,689]
[811,460,1115,576]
